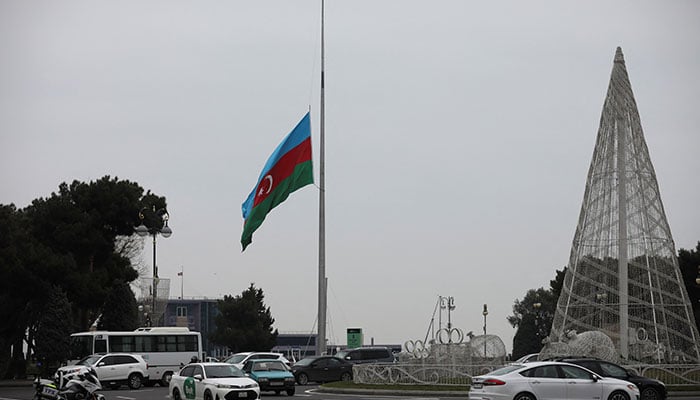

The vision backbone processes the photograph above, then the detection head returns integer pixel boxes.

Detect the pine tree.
[34,286,73,376]
[98,281,139,331]
[210,284,278,353]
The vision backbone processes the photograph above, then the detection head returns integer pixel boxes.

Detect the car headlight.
[284,377,295,382]
[215,384,235,389]
[258,378,269,383]
[244,383,258,389]
[627,384,640,393]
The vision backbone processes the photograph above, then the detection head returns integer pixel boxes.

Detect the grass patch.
[322,381,469,392]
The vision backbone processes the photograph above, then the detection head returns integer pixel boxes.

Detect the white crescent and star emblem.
[257,175,273,197]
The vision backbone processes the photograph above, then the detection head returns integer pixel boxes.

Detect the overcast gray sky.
[2,1,699,353]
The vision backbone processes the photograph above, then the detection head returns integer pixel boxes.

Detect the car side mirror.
[591,374,599,382]
[194,374,203,381]
[98,362,105,367]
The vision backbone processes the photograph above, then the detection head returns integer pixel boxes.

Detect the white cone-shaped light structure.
[549,47,700,363]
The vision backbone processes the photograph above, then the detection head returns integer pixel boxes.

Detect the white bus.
[69,327,203,386]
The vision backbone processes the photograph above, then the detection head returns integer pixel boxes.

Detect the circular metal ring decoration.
[437,327,464,344]
[404,339,430,359]
[636,327,648,342]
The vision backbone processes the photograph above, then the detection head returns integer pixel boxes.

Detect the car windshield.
[226,354,249,364]
[514,354,538,363]
[78,355,102,366]
[205,365,245,378]
[335,351,349,359]
[294,358,317,367]
[252,361,287,371]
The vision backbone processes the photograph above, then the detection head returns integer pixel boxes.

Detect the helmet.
[190,356,198,363]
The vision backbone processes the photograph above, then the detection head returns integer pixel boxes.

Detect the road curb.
[316,386,700,398]
[315,386,468,397]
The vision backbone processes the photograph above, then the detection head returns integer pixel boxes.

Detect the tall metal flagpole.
[317,0,327,356]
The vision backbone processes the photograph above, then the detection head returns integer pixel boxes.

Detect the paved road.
[0,385,468,400]
[2,384,698,400]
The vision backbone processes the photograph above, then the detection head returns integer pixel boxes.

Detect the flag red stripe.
[252,137,312,208]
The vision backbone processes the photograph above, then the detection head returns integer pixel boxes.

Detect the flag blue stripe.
[242,112,311,219]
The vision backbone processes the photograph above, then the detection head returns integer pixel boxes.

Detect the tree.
[98,281,139,331]
[211,284,278,353]
[0,176,167,377]
[33,286,73,377]
[0,204,51,378]
[22,176,167,330]
[508,268,565,359]
[678,242,700,334]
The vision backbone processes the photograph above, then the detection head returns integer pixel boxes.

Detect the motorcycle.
[59,369,104,400]
[34,368,105,400]
[33,377,60,400]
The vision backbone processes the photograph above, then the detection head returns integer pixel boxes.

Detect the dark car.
[291,356,353,385]
[335,347,396,364]
[550,357,666,400]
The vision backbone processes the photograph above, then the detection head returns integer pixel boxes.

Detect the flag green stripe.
[241,160,313,250]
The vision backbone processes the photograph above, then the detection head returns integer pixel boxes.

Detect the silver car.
[469,361,640,400]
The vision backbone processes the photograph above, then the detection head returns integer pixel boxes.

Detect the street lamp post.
[135,206,172,326]
[533,302,542,345]
[482,304,488,358]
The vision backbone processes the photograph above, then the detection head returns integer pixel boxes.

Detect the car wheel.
[286,388,295,396]
[514,392,537,400]
[340,372,352,382]
[172,388,182,400]
[204,390,213,400]
[297,373,309,385]
[641,387,660,400]
[128,373,143,390]
[161,372,173,387]
[608,390,630,400]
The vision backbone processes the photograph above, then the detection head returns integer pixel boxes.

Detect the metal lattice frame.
[549,47,700,363]
[136,277,170,326]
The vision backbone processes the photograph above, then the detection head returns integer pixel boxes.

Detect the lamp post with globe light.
[135,206,172,326]
[533,302,542,345]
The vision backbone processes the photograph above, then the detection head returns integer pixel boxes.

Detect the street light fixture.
[135,205,172,326]
[482,304,488,358]
[533,302,542,345]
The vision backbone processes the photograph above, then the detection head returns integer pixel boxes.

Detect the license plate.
[237,392,247,398]
[269,381,283,386]
[42,387,58,397]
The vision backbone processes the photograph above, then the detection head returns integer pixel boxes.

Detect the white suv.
[57,353,149,389]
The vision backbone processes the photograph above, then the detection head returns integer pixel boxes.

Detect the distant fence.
[628,364,700,386]
[353,362,700,387]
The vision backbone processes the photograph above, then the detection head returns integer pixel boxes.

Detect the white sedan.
[170,362,260,400]
[469,361,640,400]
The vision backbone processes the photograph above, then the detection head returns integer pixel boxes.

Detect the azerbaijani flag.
[241,112,314,251]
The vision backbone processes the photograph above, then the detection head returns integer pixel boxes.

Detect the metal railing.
[353,362,700,387]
